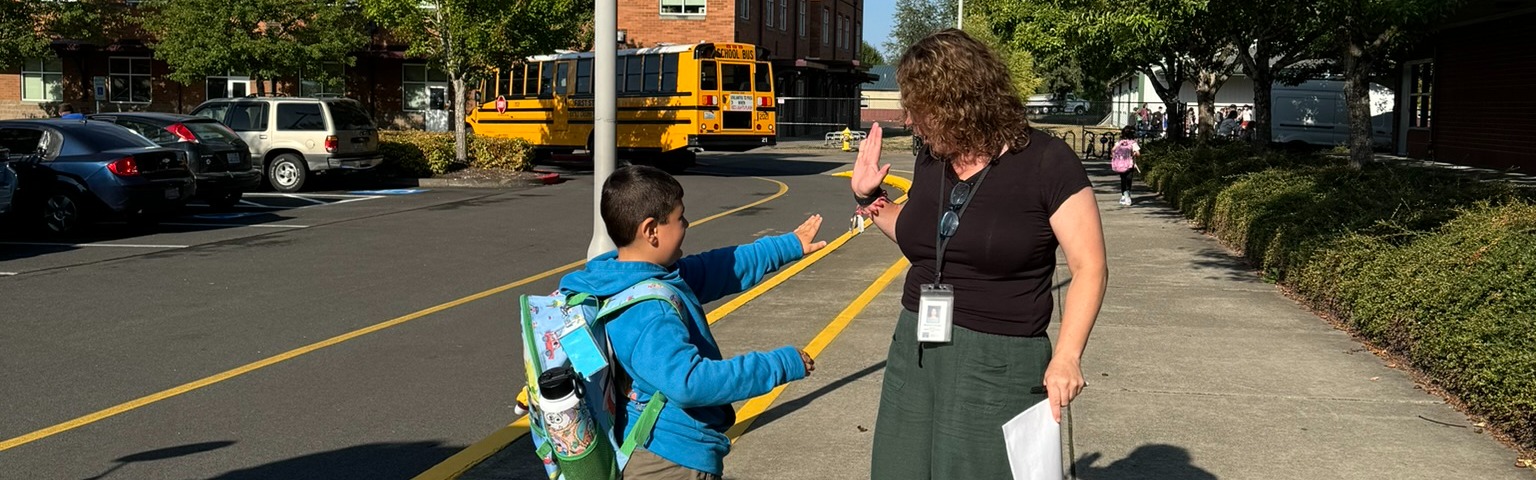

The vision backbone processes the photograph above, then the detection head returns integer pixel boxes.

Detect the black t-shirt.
[896,130,1092,337]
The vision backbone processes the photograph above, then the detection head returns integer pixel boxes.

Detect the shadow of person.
[1074,444,1218,480]
[82,441,236,480]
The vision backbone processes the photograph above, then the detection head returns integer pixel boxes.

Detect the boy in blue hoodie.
[559,165,826,479]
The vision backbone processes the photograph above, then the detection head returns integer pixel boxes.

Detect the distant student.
[57,104,84,120]
[1110,125,1141,206]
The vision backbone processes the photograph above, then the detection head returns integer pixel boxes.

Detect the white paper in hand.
[1001,399,1062,480]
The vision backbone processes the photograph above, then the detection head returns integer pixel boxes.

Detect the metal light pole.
[957,0,963,28]
[587,0,618,259]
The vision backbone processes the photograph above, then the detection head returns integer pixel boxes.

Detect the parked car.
[0,120,195,234]
[88,112,260,208]
[189,96,382,192]
[0,147,15,216]
[1027,93,1091,115]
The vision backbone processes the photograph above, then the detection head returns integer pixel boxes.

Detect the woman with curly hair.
[850,29,1108,479]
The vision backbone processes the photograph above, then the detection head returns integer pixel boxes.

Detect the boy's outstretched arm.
[678,215,826,304]
[609,302,808,408]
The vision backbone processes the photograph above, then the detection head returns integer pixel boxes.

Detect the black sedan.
[89,112,260,208]
[0,119,195,234]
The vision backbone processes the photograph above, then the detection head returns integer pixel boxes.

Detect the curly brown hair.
[897,29,1031,161]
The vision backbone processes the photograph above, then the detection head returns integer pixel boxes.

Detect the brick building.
[1399,2,1536,171]
[620,0,873,136]
[0,5,447,129]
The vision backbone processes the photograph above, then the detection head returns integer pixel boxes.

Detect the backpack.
[1111,139,1137,173]
[519,279,684,480]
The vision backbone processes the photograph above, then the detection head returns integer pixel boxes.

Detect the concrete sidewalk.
[444,160,1533,479]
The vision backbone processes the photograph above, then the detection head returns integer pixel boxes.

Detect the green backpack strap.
[619,392,667,457]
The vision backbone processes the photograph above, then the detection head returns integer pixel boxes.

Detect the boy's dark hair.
[601,165,684,247]
[58,104,75,114]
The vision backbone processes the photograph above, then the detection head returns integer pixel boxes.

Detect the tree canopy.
[136,0,368,92]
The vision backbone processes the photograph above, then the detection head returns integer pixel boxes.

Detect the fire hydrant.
[842,127,853,152]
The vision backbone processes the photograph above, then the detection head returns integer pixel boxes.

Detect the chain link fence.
[776,97,863,138]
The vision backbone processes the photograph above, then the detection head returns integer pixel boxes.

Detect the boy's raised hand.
[794,214,828,255]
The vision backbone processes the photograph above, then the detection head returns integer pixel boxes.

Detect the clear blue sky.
[864,1,897,55]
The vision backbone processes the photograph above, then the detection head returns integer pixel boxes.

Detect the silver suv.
[190,96,381,192]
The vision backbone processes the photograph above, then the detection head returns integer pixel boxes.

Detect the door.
[552,62,571,135]
[223,103,269,158]
[0,127,56,204]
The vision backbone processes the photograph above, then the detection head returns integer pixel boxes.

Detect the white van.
[1270,79,1393,147]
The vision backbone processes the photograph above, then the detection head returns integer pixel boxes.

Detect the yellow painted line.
[0,177,789,455]
[726,258,910,442]
[412,172,912,480]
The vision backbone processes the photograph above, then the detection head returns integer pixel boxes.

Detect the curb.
[384,170,562,189]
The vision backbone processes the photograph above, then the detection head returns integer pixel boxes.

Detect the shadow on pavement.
[84,441,236,480]
[1074,444,1219,480]
[738,360,887,436]
[208,441,460,480]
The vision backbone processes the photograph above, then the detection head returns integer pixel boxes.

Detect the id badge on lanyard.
[917,283,955,342]
[919,159,994,344]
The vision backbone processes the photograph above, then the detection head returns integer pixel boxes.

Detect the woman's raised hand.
[851,123,890,197]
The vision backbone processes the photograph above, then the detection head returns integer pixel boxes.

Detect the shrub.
[469,135,534,171]
[1141,143,1536,450]
[379,131,460,177]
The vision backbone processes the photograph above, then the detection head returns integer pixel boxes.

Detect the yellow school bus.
[468,42,777,171]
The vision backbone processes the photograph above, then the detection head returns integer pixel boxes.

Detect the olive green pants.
[870,309,1053,479]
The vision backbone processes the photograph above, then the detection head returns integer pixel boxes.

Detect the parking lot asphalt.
[0,151,860,479]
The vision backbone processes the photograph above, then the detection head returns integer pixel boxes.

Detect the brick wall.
[1431,12,1536,171]
[618,0,737,48]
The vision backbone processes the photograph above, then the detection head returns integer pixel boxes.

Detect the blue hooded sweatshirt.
[558,233,809,475]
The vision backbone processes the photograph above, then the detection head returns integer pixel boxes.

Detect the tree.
[1319,0,1461,168]
[961,13,1041,102]
[859,40,885,66]
[885,0,958,61]
[0,2,51,72]
[362,0,591,165]
[137,0,368,96]
[1219,0,1330,146]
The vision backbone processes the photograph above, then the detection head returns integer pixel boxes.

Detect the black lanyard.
[934,161,994,285]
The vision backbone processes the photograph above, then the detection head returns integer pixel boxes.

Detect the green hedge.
[378,131,534,178]
[1140,142,1536,449]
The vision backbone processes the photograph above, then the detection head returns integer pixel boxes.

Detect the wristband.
[855,187,887,207]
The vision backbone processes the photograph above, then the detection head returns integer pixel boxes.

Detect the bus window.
[576,58,592,94]
[701,60,717,90]
[539,61,555,95]
[525,64,538,97]
[721,63,751,92]
[625,56,643,92]
[662,54,679,93]
[755,63,772,92]
[615,55,626,93]
[556,62,570,94]
[510,64,526,97]
[643,54,661,92]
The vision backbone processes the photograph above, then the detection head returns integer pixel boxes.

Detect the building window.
[766,0,775,27]
[799,0,806,37]
[206,74,252,99]
[109,57,152,104]
[301,62,345,97]
[21,57,63,102]
[403,63,448,111]
[822,8,830,46]
[660,0,705,15]
[779,0,788,31]
[738,0,749,19]
[1409,61,1433,129]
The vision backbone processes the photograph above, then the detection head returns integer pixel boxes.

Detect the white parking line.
[159,222,310,229]
[244,193,383,199]
[280,194,328,205]
[0,272,18,276]
[0,242,189,249]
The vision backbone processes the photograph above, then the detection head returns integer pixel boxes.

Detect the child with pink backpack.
[1110,125,1141,206]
